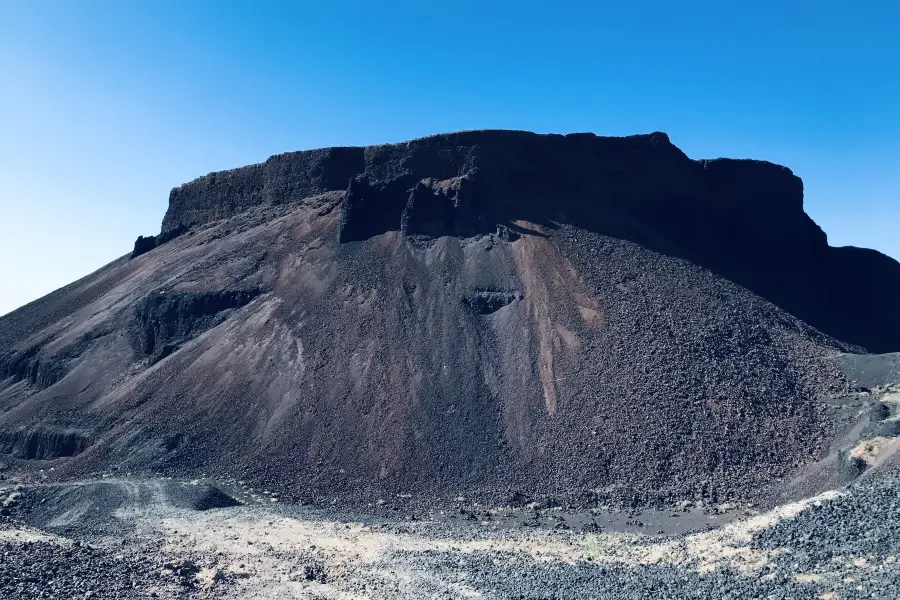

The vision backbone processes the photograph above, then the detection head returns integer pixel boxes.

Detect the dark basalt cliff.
[130,288,261,364]
[161,130,899,352]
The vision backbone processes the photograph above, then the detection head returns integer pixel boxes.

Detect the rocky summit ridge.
[160,129,899,353]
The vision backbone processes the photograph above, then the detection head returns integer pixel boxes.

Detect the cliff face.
[160,130,898,352]
[162,146,365,233]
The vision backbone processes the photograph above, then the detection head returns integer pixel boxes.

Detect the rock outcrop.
[131,289,261,363]
[130,223,188,259]
[163,146,364,234]
[160,130,900,353]
[0,346,67,390]
[0,428,91,460]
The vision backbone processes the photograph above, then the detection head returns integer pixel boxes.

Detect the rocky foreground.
[1,462,899,600]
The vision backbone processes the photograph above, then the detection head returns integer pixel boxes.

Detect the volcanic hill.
[2,130,899,508]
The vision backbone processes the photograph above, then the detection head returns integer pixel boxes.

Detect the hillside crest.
[157,129,899,352]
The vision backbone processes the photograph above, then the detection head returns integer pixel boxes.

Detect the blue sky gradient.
[1,0,898,315]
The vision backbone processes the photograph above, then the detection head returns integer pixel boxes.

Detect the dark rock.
[188,484,241,511]
[2,129,900,513]
[462,290,521,315]
[0,428,92,460]
[130,288,261,363]
[303,560,327,583]
[0,346,66,389]
[130,223,188,259]
[160,130,900,351]
[338,174,413,243]
[130,235,158,259]
[164,146,365,234]
[400,172,489,238]
[0,537,158,600]
[505,491,529,507]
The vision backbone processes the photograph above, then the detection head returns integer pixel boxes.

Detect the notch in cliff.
[0,428,92,460]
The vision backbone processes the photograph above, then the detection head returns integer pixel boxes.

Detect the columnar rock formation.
[162,130,900,353]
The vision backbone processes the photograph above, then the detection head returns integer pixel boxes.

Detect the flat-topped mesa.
[6,129,900,513]
[154,129,900,352]
[161,130,805,240]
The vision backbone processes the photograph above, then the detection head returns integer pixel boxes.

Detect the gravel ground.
[0,537,164,599]
[1,469,897,600]
[752,463,900,599]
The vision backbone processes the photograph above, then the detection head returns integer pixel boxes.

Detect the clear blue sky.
[1,1,898,316]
